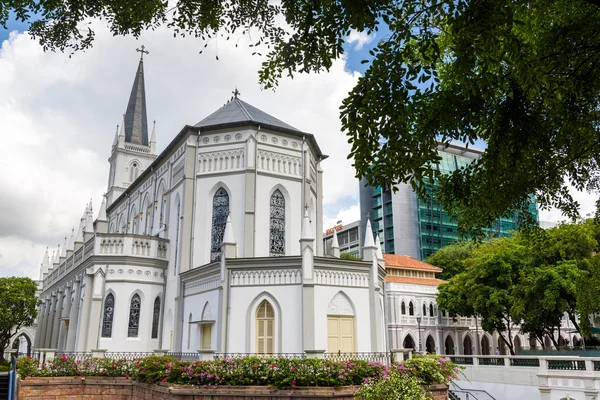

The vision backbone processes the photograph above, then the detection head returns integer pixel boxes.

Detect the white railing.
[42,234,168,290]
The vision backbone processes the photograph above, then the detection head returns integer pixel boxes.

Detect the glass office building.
[359,142,539,260]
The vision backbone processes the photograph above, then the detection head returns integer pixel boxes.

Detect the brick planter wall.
[19,377,448,399]
[18,376,133,400]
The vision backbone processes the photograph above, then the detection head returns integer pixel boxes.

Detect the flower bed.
[18,354,460,399]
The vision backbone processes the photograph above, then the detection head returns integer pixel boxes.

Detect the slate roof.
[195,98,301,132]
[383,254,443,272]
[123,59,149,146]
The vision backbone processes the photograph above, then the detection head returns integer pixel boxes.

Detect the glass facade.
[368,147,539,260]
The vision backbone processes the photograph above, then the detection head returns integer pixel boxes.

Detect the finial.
[304,203,309,211]
[153,119,156,127]
[136,45,149,61]
[366,212,370,220]
[232,87,241,99]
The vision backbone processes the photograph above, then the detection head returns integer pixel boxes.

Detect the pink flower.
[161,378,167,383]
[287,393,291,396]
[165,369,171,374]
[291,366,296,371]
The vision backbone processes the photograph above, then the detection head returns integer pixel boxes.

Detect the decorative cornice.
[184,275,221,297]
[314,269,369,288]
[230,269,301,286]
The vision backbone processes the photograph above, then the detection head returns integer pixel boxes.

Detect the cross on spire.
[136,45,149,60]
[232,88,241,99]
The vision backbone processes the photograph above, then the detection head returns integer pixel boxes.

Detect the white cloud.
[0,23,361,279]
[346,29,375,51]
[323,204,361,232]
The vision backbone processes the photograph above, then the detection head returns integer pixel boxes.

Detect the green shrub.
[16,357,38,378]
[17,354,460,392]
[354,370,426,400]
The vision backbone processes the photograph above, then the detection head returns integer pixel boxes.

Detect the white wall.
[227,285,303,353]
[313,286,372,352]
[182,289,220,352]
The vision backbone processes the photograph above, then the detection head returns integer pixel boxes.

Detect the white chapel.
[33,55,388,356]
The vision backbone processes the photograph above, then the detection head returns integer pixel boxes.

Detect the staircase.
[0,372,9,400]
[449,382,497,400]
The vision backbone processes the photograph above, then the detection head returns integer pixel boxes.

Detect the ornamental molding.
[257,150,301,176]
[314,269,369,288]
[327,292,355,316]
[184,275,221,297]
[230,269,301,286]
[198,148,245,173]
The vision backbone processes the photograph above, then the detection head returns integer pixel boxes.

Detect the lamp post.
[416,314,422,352]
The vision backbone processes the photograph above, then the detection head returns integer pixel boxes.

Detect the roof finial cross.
[136,45,149,60]
[232,87,241,99]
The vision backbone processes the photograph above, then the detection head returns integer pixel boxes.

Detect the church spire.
[123,48,149,146]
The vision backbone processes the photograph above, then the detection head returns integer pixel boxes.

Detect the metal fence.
[214,353,306,360]
[166,352,200,361]
[324,352,392,364]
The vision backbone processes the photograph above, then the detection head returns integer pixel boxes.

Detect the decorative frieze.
[230,269,301,286]
[257,150,301,176]
[198,149,245,173]
[314,270,369,288]
[184,275,221,296]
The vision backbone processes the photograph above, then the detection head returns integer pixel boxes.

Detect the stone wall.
[19,377,448,399]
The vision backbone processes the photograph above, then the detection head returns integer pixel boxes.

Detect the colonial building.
[33,55,387,355]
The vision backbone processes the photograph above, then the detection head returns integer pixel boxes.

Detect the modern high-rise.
[359,142,539,260]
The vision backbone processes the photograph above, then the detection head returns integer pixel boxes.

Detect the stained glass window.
[151,297,160,339]
[128,294,141,337]
[101,293,114,338]
[211,188,229,262]
[269,189,285,256]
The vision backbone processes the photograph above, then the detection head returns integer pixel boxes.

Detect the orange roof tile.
[385,276,447,286]
[383,254,442,272]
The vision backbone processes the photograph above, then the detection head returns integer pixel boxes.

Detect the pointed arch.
[514,335,522,355]
[327,291,356,316]
[201,301,212,321]
[155,179,167,230]
[128,293,142,337]
[210,186,230,262]
[463,333,474,355]
[101,292,115,338]
[429,303,434,317]
[246,291,282,353]
[269,188,286,256]
[128,159,141,182]
[142,193,152,235]
[130,204,138,234]
[444,334,455,355]
[422,303,427,316]
[401,301,406,315]
[151,296,161,339]
[408,301,414,316]
[402,333,416,350]
[426,335,436,354]
[481,334,491,355]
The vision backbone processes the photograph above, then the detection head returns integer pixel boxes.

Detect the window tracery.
[151,297,160,339]
[211,188,229,262]
[128,294,141,337]
[101,293,114,337]
[269,189,285,256]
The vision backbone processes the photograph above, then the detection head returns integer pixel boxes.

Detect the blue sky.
[1,12,30,42]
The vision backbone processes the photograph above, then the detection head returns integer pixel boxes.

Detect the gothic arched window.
[409,301,414,316]
[128,294,141,337]
[130,162,139,182]
[269,189,285,256]
[211,188,229,262]
[256,300,275,354]
[401,301,406,315]
[151,297,160,339]
[423,303,427,316]
[429,303,434,317]
[101,293,114,337]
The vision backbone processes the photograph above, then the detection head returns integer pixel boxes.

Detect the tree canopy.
[3,0,600,233]
[0,277,39,361]
[436,220,600,352]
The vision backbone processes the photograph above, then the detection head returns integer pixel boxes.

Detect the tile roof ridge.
[234,98,253,121]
